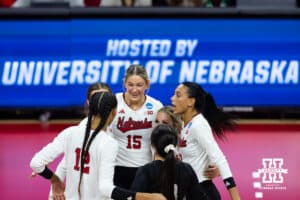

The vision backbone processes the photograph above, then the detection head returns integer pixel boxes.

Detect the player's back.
[64,125,118,200]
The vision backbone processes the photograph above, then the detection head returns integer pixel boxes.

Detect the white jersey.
[178,114,233,183]
[78,117,88,127]
[110,93,163,167]
[30,125,118,200]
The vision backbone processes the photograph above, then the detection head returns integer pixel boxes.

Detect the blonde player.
[30,92,166,200]
[110,64,163,189]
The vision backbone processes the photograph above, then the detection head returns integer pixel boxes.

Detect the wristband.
[38,166,54,180]
[111,187,136,200]
[223,177,236,189]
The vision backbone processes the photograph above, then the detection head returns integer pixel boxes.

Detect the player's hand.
[204,165,220,179]
[151,193,167,200]
[29,171,37,178]
[50,174,65,200]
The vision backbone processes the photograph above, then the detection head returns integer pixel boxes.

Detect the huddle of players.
[30,65,240,200]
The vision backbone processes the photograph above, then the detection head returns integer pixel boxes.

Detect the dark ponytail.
[151,124,178,200]
[182,82,236,139]
[78,91,117,195]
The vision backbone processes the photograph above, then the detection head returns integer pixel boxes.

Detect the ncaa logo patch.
[146,102,153,109]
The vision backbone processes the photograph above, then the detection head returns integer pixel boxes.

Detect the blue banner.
[0,19,299,107]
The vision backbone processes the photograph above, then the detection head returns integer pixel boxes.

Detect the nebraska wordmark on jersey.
[110,93,163,167]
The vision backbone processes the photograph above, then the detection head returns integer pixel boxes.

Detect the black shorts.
[199,180,221,200]
[113,166,138,189]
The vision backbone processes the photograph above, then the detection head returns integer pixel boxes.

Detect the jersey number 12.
[74,148,90,174]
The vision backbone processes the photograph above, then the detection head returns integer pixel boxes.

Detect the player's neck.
[91,116,107,131]
[154,153,165,161]
[182,109,198,126]
[124,93,146,111]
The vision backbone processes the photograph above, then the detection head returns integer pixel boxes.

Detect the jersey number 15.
[126,135,142,149]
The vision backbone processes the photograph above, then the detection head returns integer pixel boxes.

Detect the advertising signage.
[0,18,299,108]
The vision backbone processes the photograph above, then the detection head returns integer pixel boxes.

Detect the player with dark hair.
[131,124,208,200]
[155,106,221,179]
[171,82,240,200]
[40,82,113,199]
[30,92,166,200]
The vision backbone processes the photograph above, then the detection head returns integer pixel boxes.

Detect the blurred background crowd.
[1,0,300,8]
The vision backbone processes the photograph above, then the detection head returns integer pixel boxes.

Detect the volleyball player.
[30,92,166,200]
[110,64,163,189]
[43,82,113,199]
[131,124,208,200]
[171,82,241,200]
[155,106,221,179]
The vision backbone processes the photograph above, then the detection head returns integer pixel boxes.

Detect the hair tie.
[164,144,176,154]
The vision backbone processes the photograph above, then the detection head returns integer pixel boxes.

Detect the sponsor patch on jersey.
[144,110,154,115]
[145,102,153,109]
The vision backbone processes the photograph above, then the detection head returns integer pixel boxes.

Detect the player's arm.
[50,173,65,200]
[135,193,166,200]
[204,164,220,179]
[49,157,67,199]
[30,127,71,174]
[111,187,166,200]
[196,125,240,200]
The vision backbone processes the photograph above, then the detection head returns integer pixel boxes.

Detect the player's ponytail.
[78,92,117,196]
[151,124,178,200]
[182,82,236,139]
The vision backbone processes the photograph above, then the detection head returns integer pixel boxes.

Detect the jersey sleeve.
[98,136,119,198]
[30,126,72,174]
[130,165,149,192]
[193,124,233,180]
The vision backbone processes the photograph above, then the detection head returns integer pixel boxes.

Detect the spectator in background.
[152,0,236,7]
[0,0,15,7]
[11,0,151,7]
[11,0,100,7]
[101,0,151,7]
[206,0,236,7]
[152,0,205,7]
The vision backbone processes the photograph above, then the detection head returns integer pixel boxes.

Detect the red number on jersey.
[126,135,142,149]
[74,148,90,174]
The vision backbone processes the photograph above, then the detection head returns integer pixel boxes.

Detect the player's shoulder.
[99,130,118,145]
[115,92,123,100]
[55,125,82,141]
[139,160,161,174]
[60,125,80,135]
[191,114,210,128]
[78,117,88,127]
[145,95,163,108]
[177,161,194,171]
